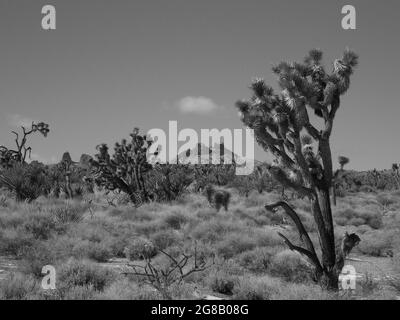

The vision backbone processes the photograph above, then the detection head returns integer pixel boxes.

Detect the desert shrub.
[251,227,283,247]
[269,250,313,283]
[48,205,85,224]
[228,175,255,198]
[68,221,112,243]
[95,278,159,300]
[107,207,125,217]
[207,271,237,295]
[0,195,8,208]
[376,193,396,207]
[203,259,245,295]
[273,282,331,300]
[0,163,51,201]
[359,185,377,193]
[102,234,135,258]
[216,233,257,259]
[163,210,189,230]
[236,247,279,273]
[60,284,97,300]
[20,241,59,277]
[357,230,394,257]
[146,164,194,202]
[0,228,35,256]
[58,259,116,292]
[334,216,348,226]
[125,207,158,221]
[334,208,382,229]
[47,233,114,263]
[150,230,182,251]
[124,237,157,261]
[195,208,216,220]
[356,224,373,234]
[192,219,243,243]
[133,219,169,236]
[233,275,282,300]
[84,242,112,262]
[393,248,400,274]
[0,212,25,229]
[264,208,286,225]
[359,273,379,296]
[367,216,383,229]
[348,217,365,226]
[0,273,39,300]
[22,212,65,240]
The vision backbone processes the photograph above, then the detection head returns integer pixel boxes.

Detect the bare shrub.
[124,245,214,299]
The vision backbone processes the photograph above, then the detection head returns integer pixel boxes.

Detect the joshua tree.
[392,163,400,189]
[90,127,153,206]
[146,163,194,201]
[332,156,350,205]
[236,48,359,289]
[0,121,50,167]
[60,152,74,198]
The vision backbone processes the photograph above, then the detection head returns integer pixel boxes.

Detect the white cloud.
[6,114,36,128]
[177,96,222,115]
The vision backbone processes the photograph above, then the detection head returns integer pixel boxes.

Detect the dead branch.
[265,201,323,273]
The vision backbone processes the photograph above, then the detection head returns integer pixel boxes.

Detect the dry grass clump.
[334,206,383,229]
[269,250,314,283]
[356,230,396,257]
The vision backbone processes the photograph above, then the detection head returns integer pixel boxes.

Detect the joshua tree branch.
[265,201,322,272]
[254,127,295,168]
[277,232,323,273]
[304,123,321,141]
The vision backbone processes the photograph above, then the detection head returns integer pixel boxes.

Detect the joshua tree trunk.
[65,173,73,199]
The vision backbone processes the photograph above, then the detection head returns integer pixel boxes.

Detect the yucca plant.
[0,163,50,201]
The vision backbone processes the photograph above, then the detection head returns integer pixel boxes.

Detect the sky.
[0,0,399,170]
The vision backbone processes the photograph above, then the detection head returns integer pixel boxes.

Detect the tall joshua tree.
[236,48,359,289]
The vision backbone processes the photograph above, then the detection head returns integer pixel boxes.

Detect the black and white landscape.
[1,0,400,301]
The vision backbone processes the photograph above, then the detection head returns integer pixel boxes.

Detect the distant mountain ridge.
[173,142,259,166]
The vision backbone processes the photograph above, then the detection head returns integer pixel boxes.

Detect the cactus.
[89,127,153,205]
[237,49,359,290]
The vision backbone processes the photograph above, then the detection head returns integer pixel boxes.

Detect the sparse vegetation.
[0,47,399,301]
